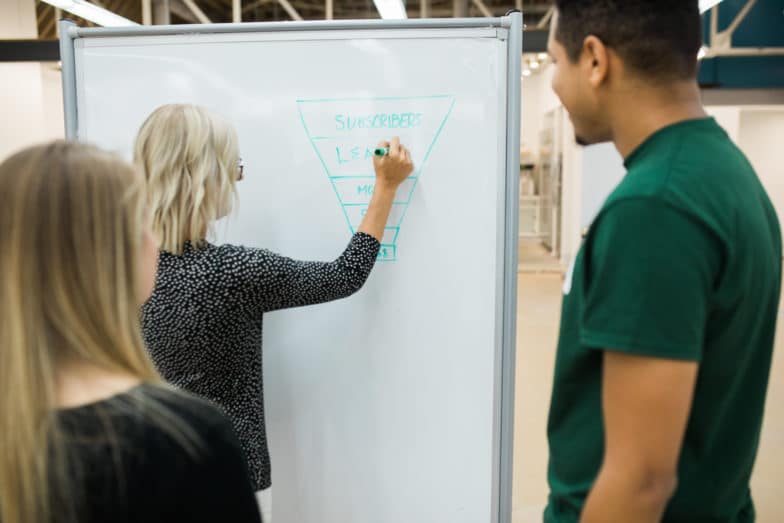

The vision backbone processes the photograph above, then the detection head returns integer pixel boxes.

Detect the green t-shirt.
[545,118,782,523]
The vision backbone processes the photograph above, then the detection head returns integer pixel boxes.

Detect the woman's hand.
[372,137,414,190]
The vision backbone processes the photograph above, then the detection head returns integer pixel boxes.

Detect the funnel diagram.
[297,95,455,261]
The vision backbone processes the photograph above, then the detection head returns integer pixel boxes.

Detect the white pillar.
[420,0,430,18]
[142,0,153,25]
[453,0,467,17]
[153,0,171,25]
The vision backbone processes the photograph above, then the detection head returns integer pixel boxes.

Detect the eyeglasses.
[237,157,245,181]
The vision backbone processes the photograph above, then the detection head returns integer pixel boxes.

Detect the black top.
[54,384,261,523]
[141,233,380,490]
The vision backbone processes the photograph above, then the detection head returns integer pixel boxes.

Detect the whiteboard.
[61,17,520,523]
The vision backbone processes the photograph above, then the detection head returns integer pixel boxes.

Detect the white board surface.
[72,27,510,522]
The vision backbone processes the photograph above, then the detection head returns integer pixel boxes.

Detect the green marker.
[374,147,389,157]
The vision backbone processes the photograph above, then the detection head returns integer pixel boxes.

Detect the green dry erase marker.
[374,147,389,157]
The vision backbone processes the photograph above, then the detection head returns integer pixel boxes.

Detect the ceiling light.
[699,0,724,13]
[373,0,407,19]
[42,0,138,27]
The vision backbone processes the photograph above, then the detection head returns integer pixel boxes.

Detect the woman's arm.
[235,137,413,314]
[357,137,413,241]
[241,233,381,313]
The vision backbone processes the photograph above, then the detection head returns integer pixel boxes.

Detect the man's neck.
[609,80,707,160]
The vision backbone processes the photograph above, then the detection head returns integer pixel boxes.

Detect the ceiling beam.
[0,40,59,62]
[277,0,304,20]
[169,0,199,22]
[536,5,553,28]
[182,0,213,22]
[471,0,493,17]
[242,0,275,13]
[0,27,548,63]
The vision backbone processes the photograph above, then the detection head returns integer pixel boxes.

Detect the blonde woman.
[0,141,262,523]
[135,104,413,520]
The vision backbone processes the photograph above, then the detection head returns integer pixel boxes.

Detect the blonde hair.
[133,104,240,254]
[0,141,197,523]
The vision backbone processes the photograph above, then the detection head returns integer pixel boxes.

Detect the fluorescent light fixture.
[42,0,138,27]
[699,0,724,13]
[373,0,407,19]
[522,69,531,77]
[530,60,540,69]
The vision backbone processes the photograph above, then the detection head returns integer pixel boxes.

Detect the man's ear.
[582,35,610,88]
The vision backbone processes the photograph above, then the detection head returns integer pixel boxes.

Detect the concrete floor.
[512,272,784,522]
[518,239,563,273]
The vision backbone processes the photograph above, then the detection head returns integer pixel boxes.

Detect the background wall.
[739,108,784,230]
[521,60,784,263]
[0,0,64,162]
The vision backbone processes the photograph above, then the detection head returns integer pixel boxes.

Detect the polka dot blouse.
[141,232,380,491]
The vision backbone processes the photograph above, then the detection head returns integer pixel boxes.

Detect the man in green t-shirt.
[544,1,782,522]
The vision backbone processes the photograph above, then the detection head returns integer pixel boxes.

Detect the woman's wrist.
[373,180,398,197]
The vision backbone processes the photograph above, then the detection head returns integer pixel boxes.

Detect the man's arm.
[580,351,698,523]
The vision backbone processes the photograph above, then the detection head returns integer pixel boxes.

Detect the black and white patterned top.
[141,232,380,491]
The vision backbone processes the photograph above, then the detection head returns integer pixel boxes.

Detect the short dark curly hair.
[553,0,702,80]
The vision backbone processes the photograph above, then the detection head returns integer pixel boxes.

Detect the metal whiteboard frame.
[59,13,521,523]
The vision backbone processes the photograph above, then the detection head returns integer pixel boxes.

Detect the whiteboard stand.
[59,14,521,523]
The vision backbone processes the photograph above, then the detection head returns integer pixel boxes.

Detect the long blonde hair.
[133,104,240,254]
[0,141,192,523]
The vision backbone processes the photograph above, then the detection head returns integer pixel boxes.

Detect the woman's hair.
[0,141,198,523]
[133,104,240,254]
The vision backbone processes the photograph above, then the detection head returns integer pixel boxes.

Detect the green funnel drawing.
[297,95,455,261]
